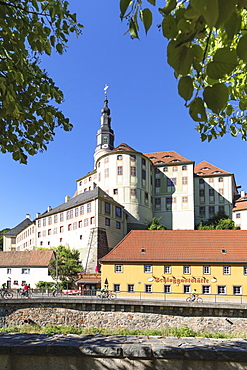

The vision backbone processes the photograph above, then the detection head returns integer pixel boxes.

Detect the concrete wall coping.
[0,333,247,362]
[4,297,247,310]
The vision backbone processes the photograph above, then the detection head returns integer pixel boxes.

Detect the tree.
[0,228,10,250]
[49,245,83,286]
[0,0,83,163]
[120,0,247,141]
[196,211,237,229]
[148,216,167,230]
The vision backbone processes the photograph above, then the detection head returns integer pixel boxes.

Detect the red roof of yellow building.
[100,230,247,263]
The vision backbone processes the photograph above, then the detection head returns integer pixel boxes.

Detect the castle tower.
[94,86,114,164]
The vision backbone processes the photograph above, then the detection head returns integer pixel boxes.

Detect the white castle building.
[3,95,247,271]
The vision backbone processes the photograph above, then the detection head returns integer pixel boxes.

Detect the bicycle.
[97,290,116,300]
[20,289,32,299]
[0,289,13,299]
[186,295,203,303]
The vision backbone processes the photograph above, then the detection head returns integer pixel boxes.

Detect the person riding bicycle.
[190,289,198,301]
[100,285,109,298]
[23,283,29,297]
[52,284,57,297]
[0,283,7,298]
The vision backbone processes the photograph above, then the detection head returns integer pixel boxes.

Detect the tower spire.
[95,85,115,154]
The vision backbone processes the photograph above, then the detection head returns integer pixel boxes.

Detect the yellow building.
[100,230,247,302]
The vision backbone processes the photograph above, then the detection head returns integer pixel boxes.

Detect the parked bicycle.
[97,290,116,300]
[186,295,203,303]
[0,289,13,299]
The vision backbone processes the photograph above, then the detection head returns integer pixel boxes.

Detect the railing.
[3,289,247,304]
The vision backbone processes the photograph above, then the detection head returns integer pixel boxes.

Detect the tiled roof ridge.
[4,218,32,236]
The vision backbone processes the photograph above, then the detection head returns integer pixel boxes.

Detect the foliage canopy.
[120,0,247,141]
[196,211,237,229]
[0,0,83,163]
[48,245,83,285]
[148,216,167,230]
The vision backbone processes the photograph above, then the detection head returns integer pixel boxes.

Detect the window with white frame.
[113,284,120,292]
[244,266,247,275]
[144,265,152,273]
[60,213,64,221]
[202,285,211,294]
[128,284,135,293]
[22,268,30,274]
[164,285,171,294]
[164,265,171,274]
[223,266,231,275]
[145,284,152,293]
[233,286,242,295]
[183,285,191,294]
[203,266,210,274]
[115,264,123,273]
[7,268,11,274]
[183,265,191,274]
[218,285,226,294]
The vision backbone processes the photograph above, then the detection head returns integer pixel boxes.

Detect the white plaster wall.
[0,266,54,289]
[233,209,247,230]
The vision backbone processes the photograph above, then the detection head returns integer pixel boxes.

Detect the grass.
[0,325,245,339]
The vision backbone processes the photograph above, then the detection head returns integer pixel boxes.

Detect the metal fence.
[2,289,247,303]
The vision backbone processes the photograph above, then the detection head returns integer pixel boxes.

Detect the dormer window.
[141,248,146,253]
[150,157,156,160]
[201,167,209,170]
[163,155,171,158]
[171,159,180,162]
[213,171,222,174]
[222,249,226,254]
[197,172,203,175]
[117,155,122,160]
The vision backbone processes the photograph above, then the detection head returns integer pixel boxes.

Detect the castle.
[4,95,247,271]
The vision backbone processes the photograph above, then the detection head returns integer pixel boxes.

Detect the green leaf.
[215,0,237,28]
[189,97,207,122]
[162,15,178,39]
[159,0,176,15]
[207,47,238,79]
[239,98,247,111]
[120,0,132,17]
[191,0,219,28]
[203,83,228,114]
[237,34,247,63]
[224,11,241,40]
[140,8,152,34]
[167,41,194,76]
[129,18,139,39]
[178,76,194,101]
[147,0,156,5]
[56,43,63,54]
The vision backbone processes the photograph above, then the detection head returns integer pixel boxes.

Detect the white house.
[0,250,55,289]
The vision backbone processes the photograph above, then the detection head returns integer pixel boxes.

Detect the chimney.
[26,214,30,219]
[241,190,246,198]
[36,212,41,218]
[47,206,52,212]
[65,196,70,203]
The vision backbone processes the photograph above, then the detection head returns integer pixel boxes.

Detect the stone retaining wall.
[1,333,247,370]
[1,298,247,334]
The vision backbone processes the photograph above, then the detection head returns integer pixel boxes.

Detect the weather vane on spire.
[103,84,109,96]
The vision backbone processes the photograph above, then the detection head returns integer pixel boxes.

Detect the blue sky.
[1,0,246,230]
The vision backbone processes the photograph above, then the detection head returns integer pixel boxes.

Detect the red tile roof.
[0,250,55,267]
[194,161,232,177]
[100,230,247,263]
[112,143,139,153]
[144,151,193,165]
[233,196,247,211]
